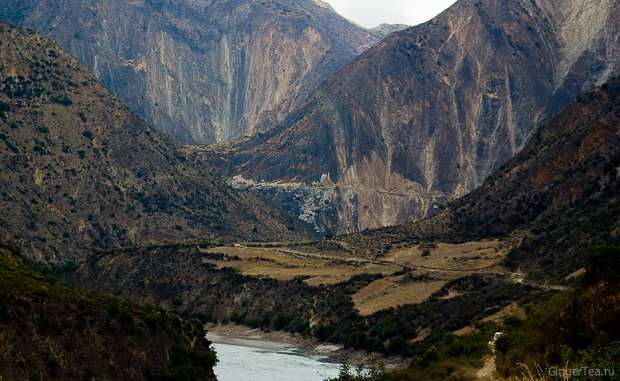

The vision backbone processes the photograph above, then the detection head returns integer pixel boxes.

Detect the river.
[209,334,341,381]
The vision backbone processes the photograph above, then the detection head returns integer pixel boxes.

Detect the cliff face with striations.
[213,0,620,234]
[0,23,313,262]
[0,0,378,143]
[338,78,620,279]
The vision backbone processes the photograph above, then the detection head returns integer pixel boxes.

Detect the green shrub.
[419,346,440,367]
[51,94,72,106]
[82,129,94,140]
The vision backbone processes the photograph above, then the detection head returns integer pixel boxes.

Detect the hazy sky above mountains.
[323,0,457,28]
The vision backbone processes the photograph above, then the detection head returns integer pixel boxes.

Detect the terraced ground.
[205,238,515,315]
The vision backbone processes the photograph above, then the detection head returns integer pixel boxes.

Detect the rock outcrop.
[215,0,620,233]
[0,0,378,143]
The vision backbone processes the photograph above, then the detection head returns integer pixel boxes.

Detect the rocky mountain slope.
[69,79,620,364]
[0,23,313,262]
[369,23,409,38]
[0,0,378,143]
[211,0,620,234]
[0,244,216,381]
[338,77,620,280]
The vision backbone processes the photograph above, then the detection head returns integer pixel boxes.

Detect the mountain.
[0,0,378,143]
[339,77,620,280]
[0,23,313,262]
[0,244,216,381]
[211,0,620,234]
[68,79,619,365]
[369,23,409,38]
[66,81,618,371]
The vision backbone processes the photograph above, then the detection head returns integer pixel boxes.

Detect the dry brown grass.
[204,240,515,315]
[352,276,447,316]
[385,239,509,272]
[203,245,400,285]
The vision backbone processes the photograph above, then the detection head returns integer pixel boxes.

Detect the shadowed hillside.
[0,23,314,262]
[0,244,217,381]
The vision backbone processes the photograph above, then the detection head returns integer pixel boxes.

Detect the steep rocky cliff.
[0,0,378,143]
[214,0,620,233]
[0,23,313,262]
[338,78,620,279]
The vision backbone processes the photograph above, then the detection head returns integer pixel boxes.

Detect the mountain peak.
[212,0,619,234]
[369,23,410,38]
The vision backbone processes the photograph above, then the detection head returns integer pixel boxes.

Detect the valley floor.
[204,238,517,318]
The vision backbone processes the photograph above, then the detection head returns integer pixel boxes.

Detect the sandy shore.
[205,323,408,369]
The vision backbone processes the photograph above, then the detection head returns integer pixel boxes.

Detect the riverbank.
[205,323,408,369]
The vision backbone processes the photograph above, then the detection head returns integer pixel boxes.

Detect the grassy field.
[202,245,400,286]
[352,276,448,316]
[204,239,512,315]
[384,239,509,272]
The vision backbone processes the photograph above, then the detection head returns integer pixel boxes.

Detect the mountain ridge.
[337,77,620,279]
[0,0,379,143]
[0,22,314,262]
[209,0,619,234]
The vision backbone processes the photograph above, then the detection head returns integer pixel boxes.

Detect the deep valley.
[0,1,619,380]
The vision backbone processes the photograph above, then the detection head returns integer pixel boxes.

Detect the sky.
[322,0,458,29]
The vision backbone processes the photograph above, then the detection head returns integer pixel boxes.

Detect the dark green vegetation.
[0,244,216,381]
[70,244,541,358]
[496,246,620,379]
[0,22,313,262]
[360,247,620,381]
[330,326,500,381]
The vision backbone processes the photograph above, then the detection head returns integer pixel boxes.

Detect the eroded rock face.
[337,78,620,279]
[218,0,620,233]
[1,0,378,143]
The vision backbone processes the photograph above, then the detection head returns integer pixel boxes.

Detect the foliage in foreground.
[0,244,216,380]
